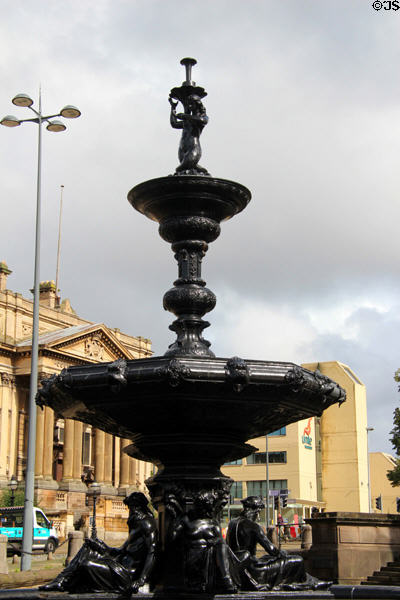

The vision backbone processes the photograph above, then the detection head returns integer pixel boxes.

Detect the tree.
[387,407,400,486]
[0,487,26,507]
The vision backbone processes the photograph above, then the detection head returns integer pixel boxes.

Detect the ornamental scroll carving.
[157,359,191,387]
[84,336,105,360]
[225,357,249,393]
[0,372,15,387]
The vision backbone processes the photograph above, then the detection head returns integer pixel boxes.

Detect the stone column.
[0,374,13,483]
[62,419,74,482]
[104,434,113,486]
[60,418,86,492]
[114,437,120,487]
[129,455,137,488]
[9,385,18,481]
[119,439,131,489]
[34,406,45,480]
[72,421,83,481]
[17,404,26,482]
[43,407,56,483]
[94,429,105,484]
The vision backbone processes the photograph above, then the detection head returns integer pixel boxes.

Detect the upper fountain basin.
[128,176,251,226]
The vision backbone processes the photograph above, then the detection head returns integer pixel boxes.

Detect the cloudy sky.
[1,0,399,454]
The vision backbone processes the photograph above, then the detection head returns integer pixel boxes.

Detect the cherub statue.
[169,93,209,175]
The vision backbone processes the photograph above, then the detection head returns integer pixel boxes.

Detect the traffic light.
[281,494,288,508]
[274,496,279,510]
[396,498,400,513]
[375,496,382,511]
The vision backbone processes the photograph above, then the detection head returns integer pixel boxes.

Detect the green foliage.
[0,487,26,507]
[387,407,400,487]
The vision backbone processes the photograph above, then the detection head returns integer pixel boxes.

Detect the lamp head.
[89,481,101,497]
[9,475,18,491]
[47,120,66,132]
[1,115,21,127]
[60,105,81,119]
[12,93,33,107]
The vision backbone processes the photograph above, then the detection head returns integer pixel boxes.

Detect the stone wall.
[305,512,400,584]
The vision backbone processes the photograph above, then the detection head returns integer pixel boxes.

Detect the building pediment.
[17,323,133,363]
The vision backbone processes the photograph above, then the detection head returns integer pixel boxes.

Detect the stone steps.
[362,561,400,585]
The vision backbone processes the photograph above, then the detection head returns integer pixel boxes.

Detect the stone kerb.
[0,536,7,575]
[305,512,400,585]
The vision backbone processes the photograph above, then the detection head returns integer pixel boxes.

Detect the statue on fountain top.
[169,57,210,176]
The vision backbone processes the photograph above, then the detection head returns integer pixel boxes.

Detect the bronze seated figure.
[227,496,331,591]
[40,492,157,595]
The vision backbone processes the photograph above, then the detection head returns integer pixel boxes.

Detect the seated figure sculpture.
[40,491,157,594]
[227,496,330,591]
[165,489,237,593]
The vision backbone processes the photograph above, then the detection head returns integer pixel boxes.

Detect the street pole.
[265,433,270,527]
[366,426,374,513]
[1,91,81,571]
[21,89,42,571]
[55,184,64,307]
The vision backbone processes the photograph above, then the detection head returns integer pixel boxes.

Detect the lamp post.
[1,91,81,570]
[265,433,270,527]
[366,426,374,513]
[87,481,101,539]
[9,475,18,507]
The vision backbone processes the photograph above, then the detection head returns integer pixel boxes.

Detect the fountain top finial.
[180,57,197,86]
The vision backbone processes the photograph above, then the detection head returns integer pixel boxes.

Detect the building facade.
[370,452,399,514]
[0,262,153,542]
[222,361,369,523]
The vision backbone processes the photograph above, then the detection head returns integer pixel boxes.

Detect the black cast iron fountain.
[36,58,347,596]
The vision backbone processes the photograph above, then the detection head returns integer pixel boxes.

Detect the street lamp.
[87,481,101,540]
[1,90,81,571]
[9,475,18,507]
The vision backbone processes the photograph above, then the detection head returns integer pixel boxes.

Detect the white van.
[0,505,59,554]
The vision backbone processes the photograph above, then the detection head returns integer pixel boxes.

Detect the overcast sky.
[1,0,399,455]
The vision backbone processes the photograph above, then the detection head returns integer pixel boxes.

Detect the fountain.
[33,59,348,596]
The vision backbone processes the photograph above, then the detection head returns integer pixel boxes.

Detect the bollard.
[301,524,312,550]
[47,550,54,560]
[12,554,19,565]
[267,525,279,547]
[0,535,8,574]
[65,530,84,566]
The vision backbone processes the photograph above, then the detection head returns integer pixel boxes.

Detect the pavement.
[0,547,66,589]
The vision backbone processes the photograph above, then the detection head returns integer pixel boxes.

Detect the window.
[269,427,286,436]
[82,430,92,466]
[36,511,49,528]
[246,480,288,496]
[269,451,287,464]
[230,481,243,498]
[247,452,287,465]
[247,452,266,464]
[224,459,242,466]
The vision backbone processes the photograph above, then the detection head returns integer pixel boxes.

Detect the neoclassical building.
[0,261,153,542]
